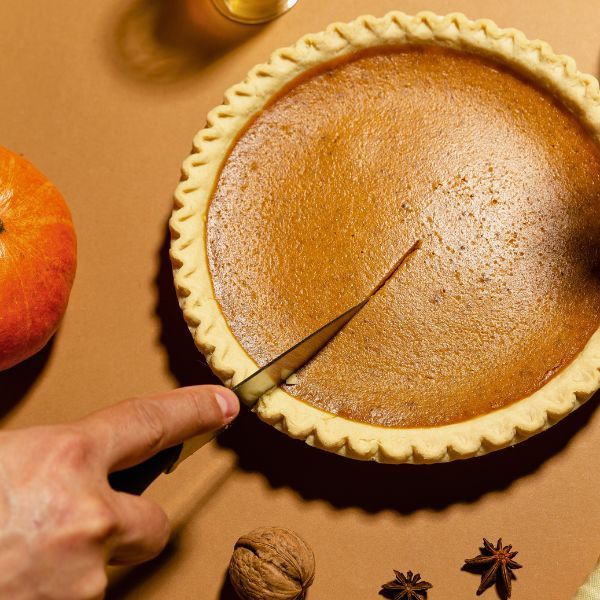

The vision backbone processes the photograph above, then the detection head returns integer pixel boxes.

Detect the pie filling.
[207,45,600,428]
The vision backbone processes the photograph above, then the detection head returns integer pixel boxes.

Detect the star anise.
[464,538,522,598]
[380,570,433,600]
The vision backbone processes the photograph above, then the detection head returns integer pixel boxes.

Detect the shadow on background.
[217,392,600,514]
[0,339,54,422]
[109,0,263,85]
[106,536,180,600]
[152,196,599,593]
[153,178,600,513]
[107,455,237,598]
[154,215,600,514]
[218,570,238,600]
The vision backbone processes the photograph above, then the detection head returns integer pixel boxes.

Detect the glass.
[211,0,298,24]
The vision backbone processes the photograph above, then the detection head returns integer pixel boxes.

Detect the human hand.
[0,385,239,600]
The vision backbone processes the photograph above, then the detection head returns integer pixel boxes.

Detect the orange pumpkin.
[0,147,77,371]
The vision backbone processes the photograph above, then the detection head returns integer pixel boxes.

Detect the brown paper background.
[1,0,599,598]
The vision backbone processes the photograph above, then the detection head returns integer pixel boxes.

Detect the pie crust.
[170,11,600,463]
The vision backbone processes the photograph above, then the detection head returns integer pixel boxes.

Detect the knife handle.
[108,430,218,495]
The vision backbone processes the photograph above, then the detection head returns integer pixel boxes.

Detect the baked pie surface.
[171,12,600,462]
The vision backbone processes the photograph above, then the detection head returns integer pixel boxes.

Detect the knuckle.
[130,399,167,452]
[140,513,170,560]
[185,390,221,429]
[79,498,119,541]
[142,499,170,537]
[78,568,108,600]
[156,508,171,547]
[144,504,171,558]
[57,568,108,600]
[51,428,94,466]
[109,501,171,566]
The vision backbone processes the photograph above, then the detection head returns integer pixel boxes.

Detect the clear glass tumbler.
[211,0,298,24]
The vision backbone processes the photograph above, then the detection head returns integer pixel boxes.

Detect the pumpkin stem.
[0,219,4,234]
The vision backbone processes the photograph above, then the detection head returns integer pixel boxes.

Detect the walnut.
[229,527,315,600]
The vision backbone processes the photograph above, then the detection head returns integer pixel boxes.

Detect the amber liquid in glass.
[211,0,298,24]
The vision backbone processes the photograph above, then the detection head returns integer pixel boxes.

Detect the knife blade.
[226,241,422,411]
[108,240,422,493]
[108,299,369,493]
[233,297,369,406]
[164,297,369,472]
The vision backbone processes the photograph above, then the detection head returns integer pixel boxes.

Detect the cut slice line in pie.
[171,12,600,463]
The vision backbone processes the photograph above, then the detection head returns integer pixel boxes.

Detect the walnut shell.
[229,527,315,600]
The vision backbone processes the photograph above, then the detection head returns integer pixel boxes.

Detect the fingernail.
[216,390,238,421]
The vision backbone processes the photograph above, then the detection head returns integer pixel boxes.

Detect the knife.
[108,298,368,494]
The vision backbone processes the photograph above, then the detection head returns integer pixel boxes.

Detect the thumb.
[79,385,239,471]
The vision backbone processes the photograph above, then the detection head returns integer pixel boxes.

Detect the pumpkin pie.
[171,12,600,462]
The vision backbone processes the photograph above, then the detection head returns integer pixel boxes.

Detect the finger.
[79,385,239,471]
[108,493,171,565]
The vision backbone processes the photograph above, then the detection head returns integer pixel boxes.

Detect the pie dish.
[170,11,600,463]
